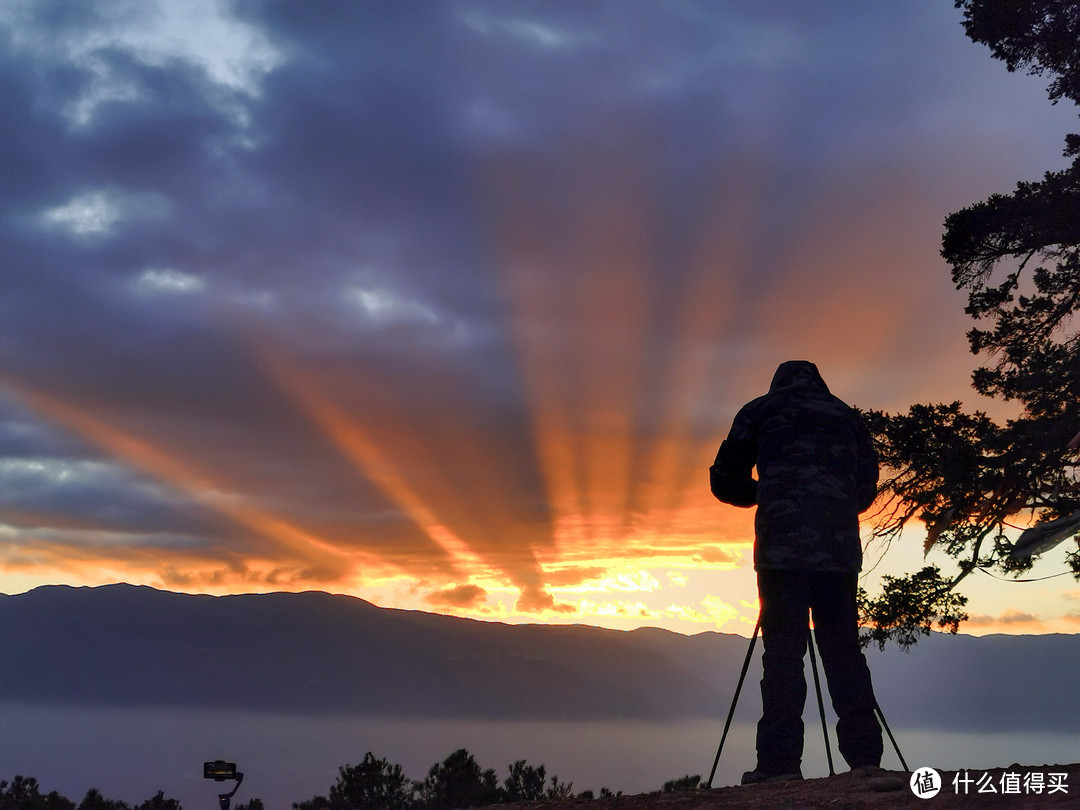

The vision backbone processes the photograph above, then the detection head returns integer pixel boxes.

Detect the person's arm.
[853,412,879,513]
[710,411,758,508]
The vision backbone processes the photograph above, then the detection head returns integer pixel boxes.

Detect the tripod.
[704,620,907,787]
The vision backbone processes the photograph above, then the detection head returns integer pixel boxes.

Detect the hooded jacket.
[710,361,878,572]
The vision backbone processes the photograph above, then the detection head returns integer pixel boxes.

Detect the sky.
[1,0,1079,637]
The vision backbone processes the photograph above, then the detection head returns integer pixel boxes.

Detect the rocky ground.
[502,763,1080,808]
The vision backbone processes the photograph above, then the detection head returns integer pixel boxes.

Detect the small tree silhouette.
[502,761,546,803]
[77,789,129,810]
[544,776,573,800]
[416,749,499,810]
[0,776,74,810]
[329,753,415,810]
[132,792,180,810]
[44,793,75,810]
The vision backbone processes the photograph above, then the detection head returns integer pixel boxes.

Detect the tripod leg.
[706,617,760,788]
[807,628,835,776]
[874,701,909,771]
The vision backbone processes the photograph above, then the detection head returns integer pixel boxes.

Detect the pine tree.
[862,1,1080,647]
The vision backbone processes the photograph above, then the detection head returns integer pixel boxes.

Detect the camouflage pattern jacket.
[710,361,879,572]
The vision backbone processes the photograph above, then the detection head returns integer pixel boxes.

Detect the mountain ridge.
[0,583,742,720]
[1,583,1078,734]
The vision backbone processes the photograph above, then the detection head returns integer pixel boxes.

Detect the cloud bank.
[0,0,1075,625]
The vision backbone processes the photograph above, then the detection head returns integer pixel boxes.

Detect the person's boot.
[740,768,803,785]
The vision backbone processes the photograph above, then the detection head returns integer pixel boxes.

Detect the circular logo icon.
[910,767,941,799]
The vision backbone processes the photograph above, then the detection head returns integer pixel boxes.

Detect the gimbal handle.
[218,772,243,810]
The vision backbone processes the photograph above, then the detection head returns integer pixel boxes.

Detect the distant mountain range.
[0,584,1077,733]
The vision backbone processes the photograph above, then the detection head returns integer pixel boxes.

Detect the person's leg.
[810,572,883,769]
[755,570,810,776]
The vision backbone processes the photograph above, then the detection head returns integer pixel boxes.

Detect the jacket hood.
[768,360,830,394]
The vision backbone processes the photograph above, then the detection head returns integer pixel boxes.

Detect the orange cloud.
[542,566,608,587]
[573,599,658,621]
[663,595,742,629]
[965,608,1046,632]
[424,583,489,609]
[3,383,353,572]
[694,546,743,566]
[516,583,575,613]
[0,377,449,591]
[0,534,278,593]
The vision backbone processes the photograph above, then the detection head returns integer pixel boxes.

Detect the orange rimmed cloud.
[547,567,660,595]
[0,377,394,587]
[541,565,608,588]
[0,530,284,593]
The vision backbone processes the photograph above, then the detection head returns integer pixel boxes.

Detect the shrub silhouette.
[661,775,700,792]
[330,753,415,810]
[415,749,499,810]
[77,789,128,810]
[502,761,546,803]
[0,776,185,810]
[132,792,180,810]
[0,776,75,810]
[293,749,586,809]
[543,776,573,800]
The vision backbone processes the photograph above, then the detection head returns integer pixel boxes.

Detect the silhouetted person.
[710,360,882,784]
